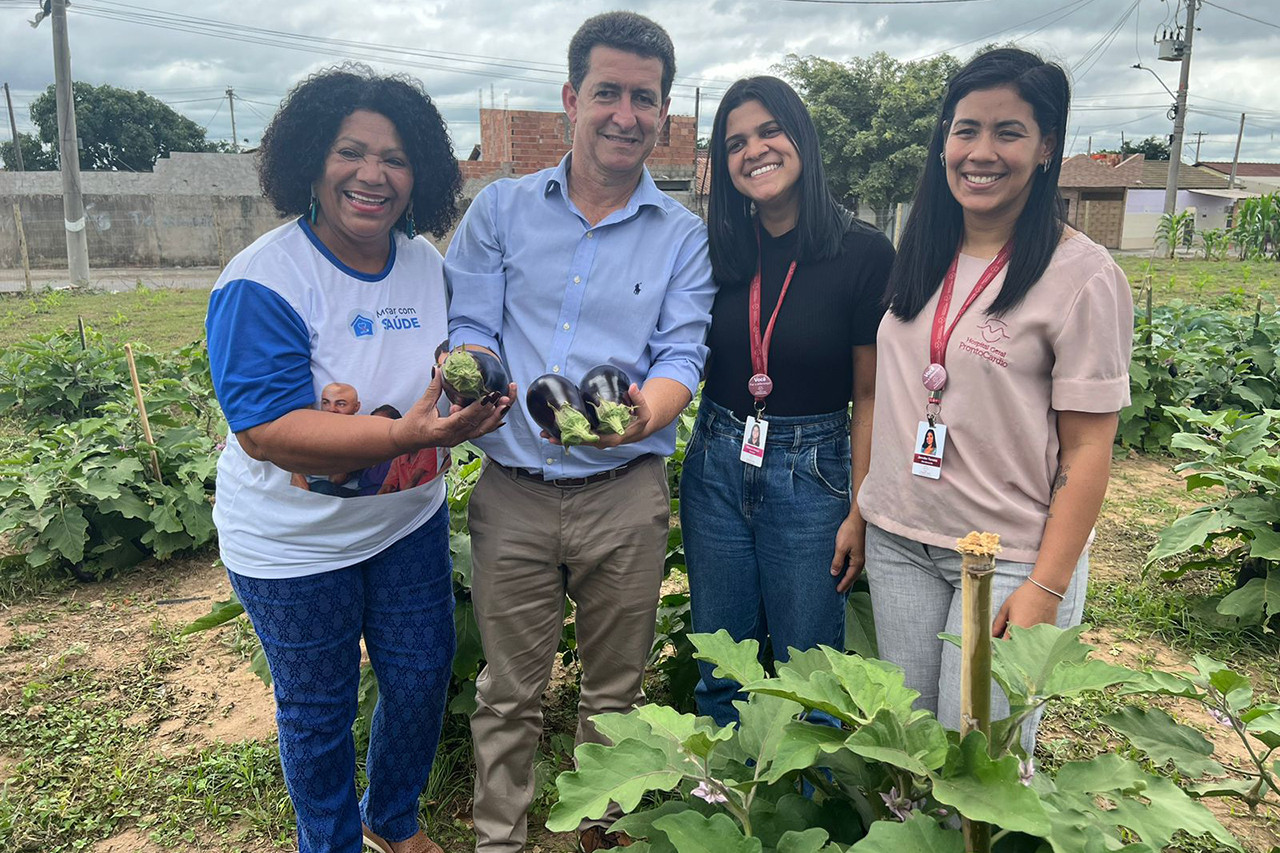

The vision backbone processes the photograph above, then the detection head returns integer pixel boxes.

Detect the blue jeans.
[227,503,456,853]
[679,397,851,726]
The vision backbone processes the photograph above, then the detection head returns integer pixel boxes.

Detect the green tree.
[1096,134,1170,161]
[28,82,217,172]
[0,131,58,171]
[779,51,960,220]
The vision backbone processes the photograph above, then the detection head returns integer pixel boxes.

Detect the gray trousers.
[864,523,1088,755]
[467,456,669,852]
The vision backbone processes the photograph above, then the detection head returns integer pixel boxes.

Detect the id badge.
[740,415,768,467]
[911,421,947,479]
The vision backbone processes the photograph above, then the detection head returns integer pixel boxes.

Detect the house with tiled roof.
[1058,153,1257,250]
[1197,162,1280,194]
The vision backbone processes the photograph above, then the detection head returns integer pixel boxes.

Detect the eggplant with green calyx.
[526,374,596,446]
[441,345,510,406]
[579,365,636,436]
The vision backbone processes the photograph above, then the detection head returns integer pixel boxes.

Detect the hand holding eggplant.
[583,382,651,448]
[393,367,513,451]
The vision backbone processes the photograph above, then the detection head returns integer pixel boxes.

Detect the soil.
[2,455,1277,852]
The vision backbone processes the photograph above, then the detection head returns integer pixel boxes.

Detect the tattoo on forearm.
[1051,464,1071,501]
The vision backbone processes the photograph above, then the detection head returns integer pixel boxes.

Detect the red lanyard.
[748,239,798,404]
[929,241,1013,371]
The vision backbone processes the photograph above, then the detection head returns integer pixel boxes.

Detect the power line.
[908,0,1101,62]
[1200,0,1280,31]
[778,0,992,4]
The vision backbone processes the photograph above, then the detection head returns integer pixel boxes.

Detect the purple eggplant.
[525,374,596,446]
[441,345,511,406]
[579,365,636,435]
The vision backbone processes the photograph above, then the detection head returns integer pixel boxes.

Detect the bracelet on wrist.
[1026,576,1066,601]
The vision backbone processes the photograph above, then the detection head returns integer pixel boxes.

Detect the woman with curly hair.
[204,65,511,853]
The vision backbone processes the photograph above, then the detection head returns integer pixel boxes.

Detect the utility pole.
[1228,113,1245,188]
[3,83,24,172]
[226,86,238,153]
[1193,130,1205,162]
[49,0,90,285]
[3,83,24,171]
[1161,0,1197,258]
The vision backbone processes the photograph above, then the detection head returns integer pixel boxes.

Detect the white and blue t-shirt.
[206,219,449,579]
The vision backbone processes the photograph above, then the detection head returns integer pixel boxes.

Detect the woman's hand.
[831,514,866,592]
[992,580,1062,637]
[394,368,513,450]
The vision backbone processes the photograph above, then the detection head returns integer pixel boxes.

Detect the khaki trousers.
[467,456,669,853]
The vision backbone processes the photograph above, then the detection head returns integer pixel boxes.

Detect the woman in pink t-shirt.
[858,48,1133,753]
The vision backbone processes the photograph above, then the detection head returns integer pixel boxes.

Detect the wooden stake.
[12,203,32,294]
[957,531,1001,853]
[77,315,86,350]
[125,343,163,482]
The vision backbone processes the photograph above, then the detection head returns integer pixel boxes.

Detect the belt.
[495,454,654,489]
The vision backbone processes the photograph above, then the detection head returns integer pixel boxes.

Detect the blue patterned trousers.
[228,503,456,853]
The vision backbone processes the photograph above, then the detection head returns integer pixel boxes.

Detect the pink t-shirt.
[858,232,1133,563]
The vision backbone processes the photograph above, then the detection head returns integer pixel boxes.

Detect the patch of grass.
[0,286,210,352]
[1114,255,1280,306]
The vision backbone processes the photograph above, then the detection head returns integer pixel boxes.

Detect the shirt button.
[552,365,560,373]
[573,275,581,284]
[586,232,594,239]
[563,323,570,330]
[546,457,554,464]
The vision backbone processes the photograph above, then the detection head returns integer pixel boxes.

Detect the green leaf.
[98,490,153,521]
[845,709,949,776]
[988,623,1134,706]
[547,740,685,831]
[847,813,964,852]
[180,597,246,635]
[452,601,484,680]
[776,828,835,853]
[691,630,768,688]
[1053,754,1240,851]
[1243,708,1280,751]
[249,644,272,687]
[43,503,88,564]
[735,693,804,780]
[650,811,761,853]
[147,500,185,534]
[1217,575,1280,624]
[1101,706,1224,777]
[610,801,691,853]
[756,719,848,785]
[1145,509,1230,564]
[633,703,734,761]
[845,590,878,659]
[931,731,1050,836]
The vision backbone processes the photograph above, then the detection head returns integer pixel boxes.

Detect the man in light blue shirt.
[445,12,713,853]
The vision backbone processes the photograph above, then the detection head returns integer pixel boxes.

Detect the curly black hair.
[257,64,462,239]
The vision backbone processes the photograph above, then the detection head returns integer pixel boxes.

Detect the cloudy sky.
[3,0,1279,165]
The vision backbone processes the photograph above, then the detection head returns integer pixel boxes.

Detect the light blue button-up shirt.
[445,155,714,477]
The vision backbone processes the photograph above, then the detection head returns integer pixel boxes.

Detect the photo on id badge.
[912,421,946,479]
[740,416,767,467]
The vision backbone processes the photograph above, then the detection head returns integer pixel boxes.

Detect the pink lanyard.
[747,229,798,410]
[922,241,1012,421]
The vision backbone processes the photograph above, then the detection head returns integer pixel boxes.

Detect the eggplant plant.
[547,626,1256,852]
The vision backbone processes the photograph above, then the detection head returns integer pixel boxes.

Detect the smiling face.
[563,45,670,186]
[311,110,414,261]
[944,86,1055,234]
[724,99,802,224]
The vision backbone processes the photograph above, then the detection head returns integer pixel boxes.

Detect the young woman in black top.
[680,76,894,725]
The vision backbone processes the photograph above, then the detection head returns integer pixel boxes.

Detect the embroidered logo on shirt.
[633,282,642,294]
[958,319,1012,368]
[349,312,376,339]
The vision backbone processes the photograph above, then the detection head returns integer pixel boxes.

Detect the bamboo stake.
[124,343,163,482]
[77,315,86,350]
[957,530,1001,853]
[12,203,32,294]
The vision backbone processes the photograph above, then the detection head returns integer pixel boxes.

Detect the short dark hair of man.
[567,11,676,100]
[371,404,403,419]
[257,63,462,239]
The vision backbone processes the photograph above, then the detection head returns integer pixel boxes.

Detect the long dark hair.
[708,76,846,284]
[886,48,1068,320]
